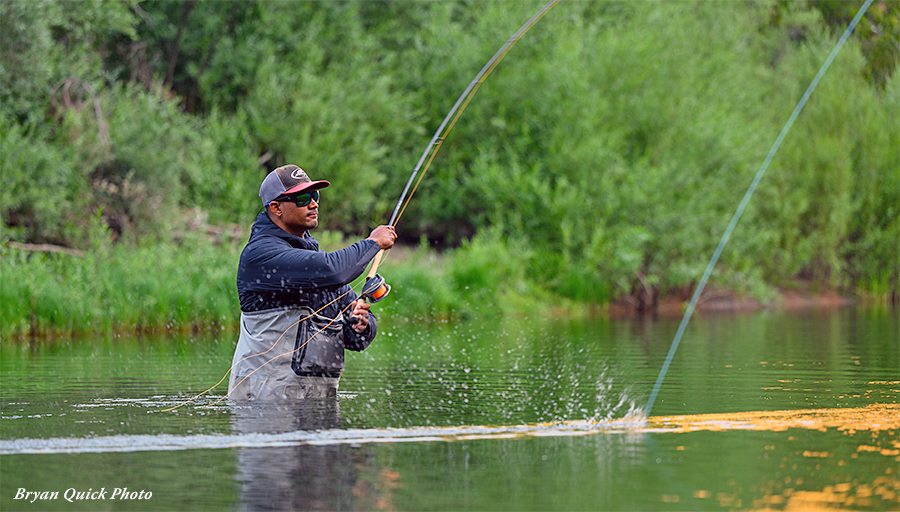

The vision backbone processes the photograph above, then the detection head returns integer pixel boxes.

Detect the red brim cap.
[283,180,330,195]
[260,165,332,205]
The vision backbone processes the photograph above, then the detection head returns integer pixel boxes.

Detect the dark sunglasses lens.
[294,190,319,206]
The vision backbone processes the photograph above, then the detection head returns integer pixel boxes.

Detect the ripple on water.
[3,403,896,455]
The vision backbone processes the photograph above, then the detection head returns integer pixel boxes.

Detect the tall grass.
[1,221,239,338]
[1,224,594,339]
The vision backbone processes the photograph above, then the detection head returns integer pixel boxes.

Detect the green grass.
[1,229,599,339]
[1,235,238,338]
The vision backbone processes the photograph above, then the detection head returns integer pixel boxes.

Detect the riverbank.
[608,284,867,319]
[1,237,893,341]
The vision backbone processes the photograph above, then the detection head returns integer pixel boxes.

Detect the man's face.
[270,192,320,236]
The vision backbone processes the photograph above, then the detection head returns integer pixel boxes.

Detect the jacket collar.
[250,211,319,250]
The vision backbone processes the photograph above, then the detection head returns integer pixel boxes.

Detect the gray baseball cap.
[259,165,330,205]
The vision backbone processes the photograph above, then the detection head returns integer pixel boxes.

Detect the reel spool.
[349,274,391,327]
[360,273,391,303]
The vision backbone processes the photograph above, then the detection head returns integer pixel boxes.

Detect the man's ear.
[267,201,282,218]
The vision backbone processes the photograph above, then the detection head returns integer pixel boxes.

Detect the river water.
[2,305,897,511]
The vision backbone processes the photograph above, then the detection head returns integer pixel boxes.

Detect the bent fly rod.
[361,0,561,295]
[162,2,560,411]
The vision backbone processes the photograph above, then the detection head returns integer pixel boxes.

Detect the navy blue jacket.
[237,211,381,350]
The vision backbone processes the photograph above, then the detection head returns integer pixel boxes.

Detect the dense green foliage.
[1,0,897,336]
[0,214,237,336]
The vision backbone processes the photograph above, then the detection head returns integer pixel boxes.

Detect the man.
[228,164,396,400]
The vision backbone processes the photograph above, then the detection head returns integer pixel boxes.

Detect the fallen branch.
[7,242,86,257]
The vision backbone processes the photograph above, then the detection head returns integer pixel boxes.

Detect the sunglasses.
[271,190,319,207]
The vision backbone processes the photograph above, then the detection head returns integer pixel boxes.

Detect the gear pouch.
[292,309,345,377]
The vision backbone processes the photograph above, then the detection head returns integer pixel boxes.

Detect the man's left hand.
[350,299,371,333]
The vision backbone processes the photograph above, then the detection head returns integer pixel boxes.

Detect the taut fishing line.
[644,0,875,418]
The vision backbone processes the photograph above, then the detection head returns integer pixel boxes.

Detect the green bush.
[0,115,86,243]
[63,82,218,239]
[1,0,896,337]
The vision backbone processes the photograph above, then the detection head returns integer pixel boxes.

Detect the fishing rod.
[362,0,561,294]
[163,1,560,411]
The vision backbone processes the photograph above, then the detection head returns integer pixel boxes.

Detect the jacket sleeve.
[343,312,377,352]
[338,284,378,352]
[245,237,381,290]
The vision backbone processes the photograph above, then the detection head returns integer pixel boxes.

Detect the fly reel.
[348,273,390,327]
[360,273,391,303]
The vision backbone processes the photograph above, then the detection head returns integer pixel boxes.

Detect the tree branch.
[7,242,86,257]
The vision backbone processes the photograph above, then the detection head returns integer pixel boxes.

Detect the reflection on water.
[4,402,895,453]
[231,401,381,512]
[1,305,897,511]
[647,402,900,434]
[227,400,652,512]
[3,401,897,510]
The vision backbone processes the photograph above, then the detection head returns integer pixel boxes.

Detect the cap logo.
[291,169,306,180]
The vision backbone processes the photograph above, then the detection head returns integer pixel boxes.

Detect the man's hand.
[367,225,397,250]
[349,299,371,333]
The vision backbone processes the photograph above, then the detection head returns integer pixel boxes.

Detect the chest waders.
[228,307,346,401]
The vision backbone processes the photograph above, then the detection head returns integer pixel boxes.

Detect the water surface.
[2,305,897,510]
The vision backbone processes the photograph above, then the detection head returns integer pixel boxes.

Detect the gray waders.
[228,307,346,401]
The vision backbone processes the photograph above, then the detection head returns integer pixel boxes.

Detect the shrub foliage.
[1,0,897,335]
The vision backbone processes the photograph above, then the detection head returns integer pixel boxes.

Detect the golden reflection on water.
[749,478,899,511]
[643,402,899,511]
[644,402,900,434]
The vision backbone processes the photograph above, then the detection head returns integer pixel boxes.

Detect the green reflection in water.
[1,305,897,511]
